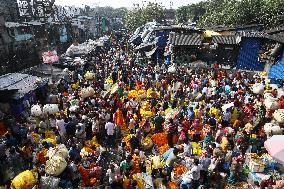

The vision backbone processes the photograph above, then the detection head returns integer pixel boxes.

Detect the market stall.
[0,73,48,116]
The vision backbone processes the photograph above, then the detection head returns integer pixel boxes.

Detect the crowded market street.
[1,0,284,189]
[1,32,284,189]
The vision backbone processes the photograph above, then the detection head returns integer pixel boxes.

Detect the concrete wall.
[0,0,19,22]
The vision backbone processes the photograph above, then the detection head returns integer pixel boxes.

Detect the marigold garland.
[151,132,167,147]
[131,155,141,174]
[123,134,134,151]
[159,144,170,155]
[172,164,187,175]
[169,181,179,189]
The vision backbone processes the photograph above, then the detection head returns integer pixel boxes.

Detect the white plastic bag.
[252,83,265,94]
[43,104,59,114]
[264,98,278,110]
[264,93,274,99]
[273,109,284,123]
[47,144,69,159]
[45,156,67,176]
[181,171,192,184]
[69,106,79,112]
[81,87,95,99]
[31,105,42,116]
[40,176,60,189]
[264,122,282,137]
[168,65,176,73]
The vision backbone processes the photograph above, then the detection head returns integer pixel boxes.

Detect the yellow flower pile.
[147,88,159,98]
[128,90,138,100]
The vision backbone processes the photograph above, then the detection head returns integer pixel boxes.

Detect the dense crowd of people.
[0,34,284,189]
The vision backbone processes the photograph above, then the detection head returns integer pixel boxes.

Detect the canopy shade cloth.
[202,30,221,38]
[212,35,240,45]
[264,135,284,165]
[168,33,202,46]
[145,47,158,57]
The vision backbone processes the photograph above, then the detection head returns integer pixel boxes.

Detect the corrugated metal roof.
[212,35,240,45]
[207,24,263,32]
[265,27,284,34]
[238,32,269,38]
[168,33,202,46]
[0,73,48,99]
[266,33,284,44]
[236,31,284,44]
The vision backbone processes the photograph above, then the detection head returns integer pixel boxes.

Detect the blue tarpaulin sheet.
[235,38,264,71]
[157,31,167,47]
[269,52,284,81]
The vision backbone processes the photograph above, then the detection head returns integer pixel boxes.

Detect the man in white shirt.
[75,125,86,142]
[222,108,231,126]
[106,163,121,187]
[56,116,66,141]
[105,121,115,149]
[183,141,192,157]
[129,97,138,110]
[165,148,179,177]
[183,159,201,189]
[202,86,208,94]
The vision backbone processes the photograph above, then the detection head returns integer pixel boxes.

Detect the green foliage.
[125,2,165,32]
[176,2,207,23]
[176,6,190,23]
[176,0,284,29]
[89,6,128,20]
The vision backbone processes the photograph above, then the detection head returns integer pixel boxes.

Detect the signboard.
[18,0,33,18]
[42,50,59,64]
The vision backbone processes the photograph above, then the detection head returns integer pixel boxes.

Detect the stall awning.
[145,47,158,57]
[168,33,202,46]
[135,41,156,50]
[264,135,284,165]
[212,35,240,45]
[202,30,221,38]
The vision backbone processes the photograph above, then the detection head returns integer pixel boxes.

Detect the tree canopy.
[176,0,284,29]
[89,6,128,20]
[125,2,165,32]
